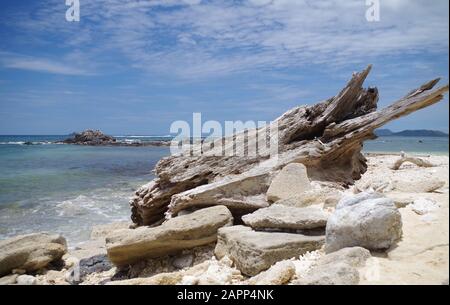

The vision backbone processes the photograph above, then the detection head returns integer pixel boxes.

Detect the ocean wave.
[0,141,55,145]
[56,194,121,218]
[0,141,25,145]
[120,139,142,144]
[114,135,173,138]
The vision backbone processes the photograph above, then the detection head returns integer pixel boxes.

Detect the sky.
[0,0,448,135]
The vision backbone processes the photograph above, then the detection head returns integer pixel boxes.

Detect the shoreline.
[1,152,448,285]
[364,151,449,157]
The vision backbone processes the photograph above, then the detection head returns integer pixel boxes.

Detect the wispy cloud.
[1,0,448,79]
[0,52,93,76]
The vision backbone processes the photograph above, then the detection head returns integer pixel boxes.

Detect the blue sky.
[0,0,448,135]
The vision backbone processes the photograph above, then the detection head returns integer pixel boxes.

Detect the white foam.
[0,141,25,145]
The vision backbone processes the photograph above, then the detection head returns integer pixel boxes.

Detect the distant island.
[375,129,449,137]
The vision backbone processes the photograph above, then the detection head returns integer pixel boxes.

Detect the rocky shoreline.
[0,153,447,285]
[0,67,448,285]
[56,130,170,147]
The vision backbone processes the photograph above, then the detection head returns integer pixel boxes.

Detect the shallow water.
[363,136,449,156]
[0,135,448,245]
[0,135,168,244]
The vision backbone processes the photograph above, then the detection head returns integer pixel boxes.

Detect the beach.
[357,154,449,285]
[0,138,448,285]
[0,135,448,244]
[0,0,448,292]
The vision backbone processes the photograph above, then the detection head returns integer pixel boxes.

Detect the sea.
[0,135,448,245]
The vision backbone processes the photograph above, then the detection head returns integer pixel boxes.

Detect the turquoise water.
[363,136,449,156]
[0,135,448,244]
[0,135,169,244]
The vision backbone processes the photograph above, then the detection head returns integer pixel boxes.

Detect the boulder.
[326,197,402,253]
[246,260,295,285]
[293,247,371,285]
[215,226,324,276]
[242,204,328,231]
[266,163,311,202]
[106,205,233,266]
[0,233,67,276]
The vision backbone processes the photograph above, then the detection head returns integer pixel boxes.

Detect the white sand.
[358,154,449,285]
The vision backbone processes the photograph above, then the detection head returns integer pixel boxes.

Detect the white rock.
[16,275,37,285]
[196,258,241,285]
[410,198,440,215]
[291,251,323,279]
[246,261,295,285]
[180,275,198,285]
[0,274,18,285]
[326,197,402,253]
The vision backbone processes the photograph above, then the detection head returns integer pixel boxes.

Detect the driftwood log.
[391,152,434,170]
[130,65,449,226]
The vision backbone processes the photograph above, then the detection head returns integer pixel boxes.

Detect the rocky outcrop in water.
[61,130,117,145]
[59,129,170,146]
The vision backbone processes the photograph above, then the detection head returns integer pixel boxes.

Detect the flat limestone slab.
[0,233,67,276]
[106,205,233,266]
[215,226,324,276]
[242,204,328,230]
[266,163,311,202]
